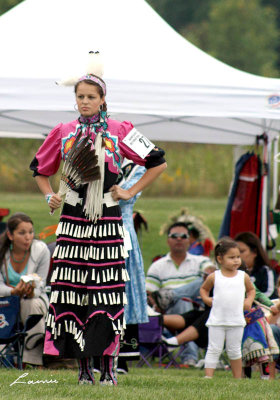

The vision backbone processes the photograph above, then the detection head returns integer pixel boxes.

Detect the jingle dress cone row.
[30,115,165,358]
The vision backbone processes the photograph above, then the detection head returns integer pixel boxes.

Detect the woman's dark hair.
[74,77,107,111]
[214,237,239,263]
[0,212,33,265]
[167,222,189,235]
[234,231,271,270]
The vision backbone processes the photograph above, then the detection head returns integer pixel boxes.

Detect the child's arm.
[244,273,255,311]
[200,273,215,307]
[254,284,274,307]
[270,301,280,315]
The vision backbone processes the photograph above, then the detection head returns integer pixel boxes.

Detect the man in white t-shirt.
[146,222,212,309]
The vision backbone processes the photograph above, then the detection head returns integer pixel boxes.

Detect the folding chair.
[137,315,181,368]
[0,296,43,369]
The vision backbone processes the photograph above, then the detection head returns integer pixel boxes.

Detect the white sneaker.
[260,375,270,380]
[195,359,205,369]
[183,359,197,367]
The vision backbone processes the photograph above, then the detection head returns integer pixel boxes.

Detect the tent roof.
[1,0,280,144]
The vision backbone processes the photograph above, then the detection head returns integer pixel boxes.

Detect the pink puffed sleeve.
[30,124,63,177]
[118,121,165,169]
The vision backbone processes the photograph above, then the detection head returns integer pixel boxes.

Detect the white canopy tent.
[1,0,280,244]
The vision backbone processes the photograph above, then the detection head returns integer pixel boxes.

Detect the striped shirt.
[146,252,210,292]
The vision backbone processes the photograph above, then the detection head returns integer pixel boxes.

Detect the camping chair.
[0,296,42,369]
[136,315,182,368]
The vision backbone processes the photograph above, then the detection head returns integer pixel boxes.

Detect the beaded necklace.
[10,250,28,263]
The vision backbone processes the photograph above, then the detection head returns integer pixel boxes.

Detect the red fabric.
[0,208,9,221]
[203,238,214,256]
[269,259,280,275]
[229,155,261,238]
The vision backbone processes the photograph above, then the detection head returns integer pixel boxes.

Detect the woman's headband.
[78,74,106,96]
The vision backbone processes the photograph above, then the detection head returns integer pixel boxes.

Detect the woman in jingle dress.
[30,73,166,385]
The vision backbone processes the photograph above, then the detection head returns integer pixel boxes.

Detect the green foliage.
[206,0,279,77]
[147,0,213,31]
[148,0,280,77]
[0,0,23,15]
[0,139,234,197]
[145,142,234,198]
[0,138,61,192]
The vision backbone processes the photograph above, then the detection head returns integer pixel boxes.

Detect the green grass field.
[0,193,226,271]
[0,367,279,400]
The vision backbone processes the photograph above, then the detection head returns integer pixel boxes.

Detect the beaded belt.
[65,190,118,208]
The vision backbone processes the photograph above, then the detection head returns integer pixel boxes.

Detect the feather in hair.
[56,51,104,86]
[55,76,80,86]
[86,51,104,78]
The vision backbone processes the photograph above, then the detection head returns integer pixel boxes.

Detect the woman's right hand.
[48,193,62,211]
[11,280,26,297]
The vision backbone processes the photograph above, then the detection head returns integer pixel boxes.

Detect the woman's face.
[236,241,257,270]
[75,82,105,117]
[8,222,34,252]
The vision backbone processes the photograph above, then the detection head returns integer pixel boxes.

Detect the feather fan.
[50,132,100,214]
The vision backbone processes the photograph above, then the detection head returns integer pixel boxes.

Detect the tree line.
[147,0,280,77]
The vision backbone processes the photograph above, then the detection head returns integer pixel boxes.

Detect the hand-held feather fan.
[50,132,101,214]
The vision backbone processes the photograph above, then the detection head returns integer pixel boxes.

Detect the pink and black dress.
[30,114,165,359]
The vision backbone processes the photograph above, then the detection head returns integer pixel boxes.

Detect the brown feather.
[58,132,101,195]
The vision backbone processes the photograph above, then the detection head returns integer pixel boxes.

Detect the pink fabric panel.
[103,334,120,356]
[35,123,63,176]
[44,330,60,356]
[35,118,149,178]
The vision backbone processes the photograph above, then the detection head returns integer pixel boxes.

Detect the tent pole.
[273,136,279,208]
[261,137,270,249]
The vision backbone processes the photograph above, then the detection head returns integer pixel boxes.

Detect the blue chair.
[0,296,42,369]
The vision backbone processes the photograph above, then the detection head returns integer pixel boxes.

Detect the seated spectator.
[0,212,50,366]
[235,232,278,299]
[186,224,204,255]
[146,221,210,366]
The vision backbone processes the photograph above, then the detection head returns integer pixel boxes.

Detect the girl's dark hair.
[234,231,271,270]
[0,212,33,265]
[214,237,239,263]
[74,77,107,111]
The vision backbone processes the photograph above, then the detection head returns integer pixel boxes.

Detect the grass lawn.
[0,193,227,271]
[0,367,279,400]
